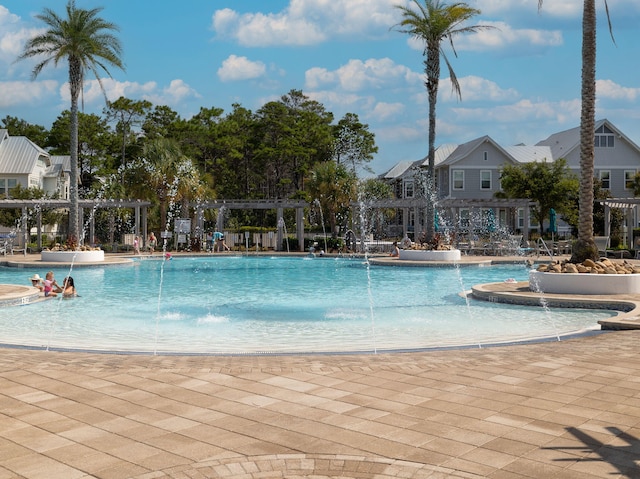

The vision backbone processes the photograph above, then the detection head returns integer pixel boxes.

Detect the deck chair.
[594,236,610,258]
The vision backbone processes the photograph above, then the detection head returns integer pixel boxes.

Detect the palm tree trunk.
[68,57,81,245]
[425,46,440,243]
[571,0,598,262]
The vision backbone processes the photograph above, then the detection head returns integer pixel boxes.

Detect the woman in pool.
[62,276,78,298]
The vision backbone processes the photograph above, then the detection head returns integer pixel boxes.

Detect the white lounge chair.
[594,236,610,258]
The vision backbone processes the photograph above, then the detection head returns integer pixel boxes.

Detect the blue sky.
[1,0,639,176]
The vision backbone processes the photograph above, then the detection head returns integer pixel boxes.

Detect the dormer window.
[595,125,615,148]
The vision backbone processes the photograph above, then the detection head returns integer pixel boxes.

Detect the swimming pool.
[0,256,613,354]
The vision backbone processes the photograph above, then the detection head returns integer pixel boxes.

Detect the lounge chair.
[594,236,610,258]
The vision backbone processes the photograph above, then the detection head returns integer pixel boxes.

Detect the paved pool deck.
[1,253,640,477]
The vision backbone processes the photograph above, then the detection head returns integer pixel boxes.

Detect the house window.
[483,151,488,161]
[452,170,464,190]
[0,178,17,197]
[595,125,615,148]
[625,170,637,190]
[599,170,610,190]
[480,170,491,190]
[404,180,414,198]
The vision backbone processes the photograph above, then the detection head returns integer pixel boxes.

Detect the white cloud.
[0,80,58,107]
[212,0,399,47]
[474,0,581,19]
[0,6,45,68]
[597,79,640,102]
[374,124,422,144]
[451,98,581,125]
[459,21,562,51]
[218,55,266,82]
[59,78,199,108]
[159,79,202,103]
[61,78,156,104]
[439,76,520,103]
[305,58,419,92]
[370,102,405,121]
[406,21,562,54]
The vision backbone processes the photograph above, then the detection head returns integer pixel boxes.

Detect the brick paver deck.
[1,331,639,478]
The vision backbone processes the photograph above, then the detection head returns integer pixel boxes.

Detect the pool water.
[0,256,613,354]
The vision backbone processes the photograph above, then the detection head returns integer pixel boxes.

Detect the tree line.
[1,89,393,240]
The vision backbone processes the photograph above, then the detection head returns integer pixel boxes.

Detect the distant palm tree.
[17,0,123,245]
[539,0,613,262]
[394,0,491,242]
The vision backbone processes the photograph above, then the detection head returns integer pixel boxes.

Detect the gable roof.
[417,143,459,167]
[535,118,640,159]
[380,160,416,179]
[44,156,71,178]
[439,135,517,167]
[0,135,50,175]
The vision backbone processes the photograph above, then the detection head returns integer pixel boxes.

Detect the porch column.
[626,207,634,247]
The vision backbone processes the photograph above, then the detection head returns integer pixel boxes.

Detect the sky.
[1,0,639,177]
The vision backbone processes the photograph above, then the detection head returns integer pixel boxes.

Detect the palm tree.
[17,0,123,245]
[307,161,358,237]
[394,0,490,243]
[539,0,613,262]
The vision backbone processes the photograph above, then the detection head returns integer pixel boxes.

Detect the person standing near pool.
[148,232,157,254]
[213,231,229,252]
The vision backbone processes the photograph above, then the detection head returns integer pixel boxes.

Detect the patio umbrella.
[434,211,439,232]
[549,208,557,241]
[486,209,496,233]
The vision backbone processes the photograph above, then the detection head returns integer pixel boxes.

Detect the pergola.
[358,197,535,240]
[0,199,151,250]
[193,197,537,251]
[193,199,308,251]
[599,198,640,247]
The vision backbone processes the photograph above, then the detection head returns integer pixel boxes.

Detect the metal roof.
[380,160,416,179]
[533,118,640,159]
[502,145,553,164]
[0,135,50,174]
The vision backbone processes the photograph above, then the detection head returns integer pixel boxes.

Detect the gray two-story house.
[381,119,640,241]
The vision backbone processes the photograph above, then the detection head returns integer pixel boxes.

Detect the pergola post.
[37,208,42,250]
[296,206,305,252]
[135,205,141,236]
[604,205,611,238]
[89,214,95,247]
[78,208,84,245]
[142,207,148,246]
[276,207,284,251]
[21,206,28,254]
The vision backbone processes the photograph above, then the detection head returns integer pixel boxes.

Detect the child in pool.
[43,271,62,297]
